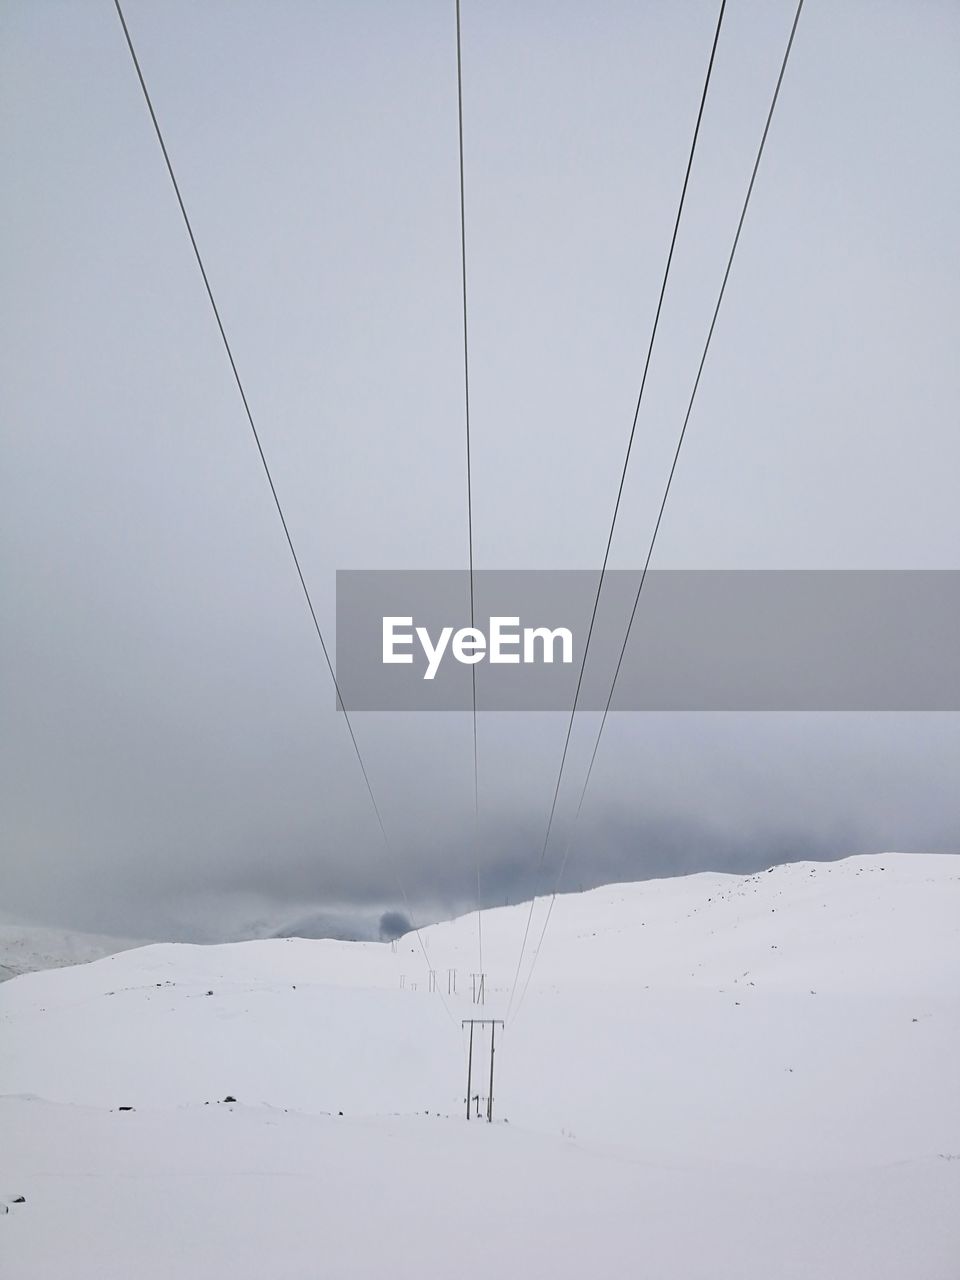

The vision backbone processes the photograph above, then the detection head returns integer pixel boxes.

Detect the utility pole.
[447,968,457,995]
[464,1021,473,1120]
[461,1020,504,1123]
[487,1020,498,1123]
[470,972,485,1005]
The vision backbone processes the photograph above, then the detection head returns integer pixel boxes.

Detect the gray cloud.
[378,911,413,942]
[1,1,958,944]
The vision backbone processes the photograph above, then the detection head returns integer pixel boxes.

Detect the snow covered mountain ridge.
[2,852,958,1278]
[0,921,146,983]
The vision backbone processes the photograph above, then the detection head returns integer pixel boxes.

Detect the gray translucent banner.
[334,570,960,711]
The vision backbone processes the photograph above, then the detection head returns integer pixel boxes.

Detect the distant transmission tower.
[462,1020,504,1122]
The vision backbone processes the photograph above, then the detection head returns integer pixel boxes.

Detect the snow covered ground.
[2,853,958,1278]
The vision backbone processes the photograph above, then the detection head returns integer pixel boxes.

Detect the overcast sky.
[2,0,958,945]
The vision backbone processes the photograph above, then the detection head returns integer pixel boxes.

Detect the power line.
[504,0,728,1020]
[111,0,453,1023]
[510,0,807,1023]
[455,0,483,978]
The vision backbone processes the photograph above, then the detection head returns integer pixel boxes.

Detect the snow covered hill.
[0,922,146,983]
[2,853,958,1278]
